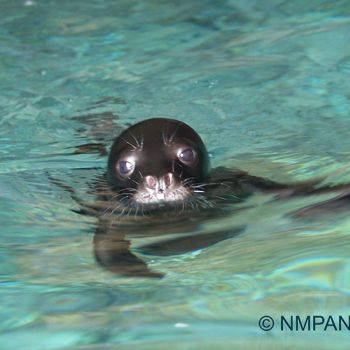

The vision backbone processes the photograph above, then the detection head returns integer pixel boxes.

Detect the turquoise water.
[1,0,350,348]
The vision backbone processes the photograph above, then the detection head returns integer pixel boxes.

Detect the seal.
[54,117,350,278]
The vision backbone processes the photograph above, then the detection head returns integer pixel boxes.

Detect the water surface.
[1,0,350,349]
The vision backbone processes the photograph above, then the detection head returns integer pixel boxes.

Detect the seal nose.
[145,173,174,192]
[145,175,157,189]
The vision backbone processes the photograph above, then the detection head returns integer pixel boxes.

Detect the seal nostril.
[145,175,157,189]
[164,173,174,187]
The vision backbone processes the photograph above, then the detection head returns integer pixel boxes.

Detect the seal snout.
[134,172,188,203]
[145,173,175,193]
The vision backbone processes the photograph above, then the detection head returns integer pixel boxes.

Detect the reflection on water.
[1,0,350,349]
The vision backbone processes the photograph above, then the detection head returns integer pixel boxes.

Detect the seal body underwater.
[61,118,350,277]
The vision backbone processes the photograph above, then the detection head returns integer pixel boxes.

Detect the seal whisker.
[168,123,180,143]
[121,137,138,150]
[162,128,166,145]
[162,123,171,145]
[127,130,143,149]
[128,177,140,186]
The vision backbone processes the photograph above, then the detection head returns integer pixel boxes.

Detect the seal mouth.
[133,186,191,204]
[133,173,192,204]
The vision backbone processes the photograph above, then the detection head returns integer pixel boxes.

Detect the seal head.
[107,118,210,204]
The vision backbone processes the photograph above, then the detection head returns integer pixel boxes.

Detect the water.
[1,0,350,348]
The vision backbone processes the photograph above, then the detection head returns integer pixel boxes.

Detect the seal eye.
[178,148,196,164]
[117,160,135,177]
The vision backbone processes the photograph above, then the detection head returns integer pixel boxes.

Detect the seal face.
[107,118,210,205]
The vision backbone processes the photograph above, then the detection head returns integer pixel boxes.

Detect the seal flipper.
[210,167,350,218]
[208,166,326,194]
[289,191,350,219]
[93,234,163,278]
[138,227,245,256]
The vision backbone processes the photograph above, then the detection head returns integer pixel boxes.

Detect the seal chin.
[133,173,191,204]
